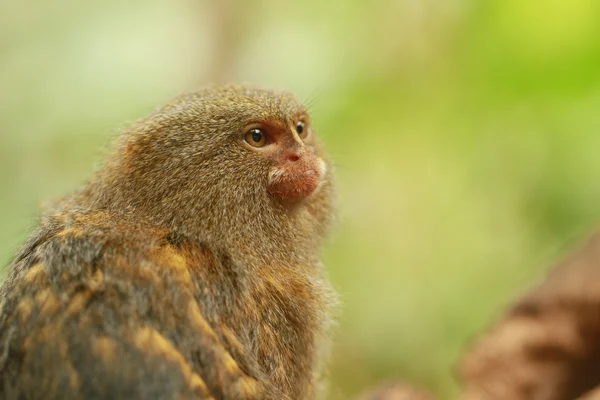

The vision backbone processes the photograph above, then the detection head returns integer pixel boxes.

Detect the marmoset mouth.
[268,158,326,200]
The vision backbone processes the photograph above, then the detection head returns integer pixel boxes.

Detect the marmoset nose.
[287,153,301,162]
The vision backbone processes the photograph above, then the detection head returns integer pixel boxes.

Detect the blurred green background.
[2,0,600,398]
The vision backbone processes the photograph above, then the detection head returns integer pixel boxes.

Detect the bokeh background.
[2,0,600,398]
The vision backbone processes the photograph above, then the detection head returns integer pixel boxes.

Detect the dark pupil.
[296,122,304,134]
[251,130,263,143]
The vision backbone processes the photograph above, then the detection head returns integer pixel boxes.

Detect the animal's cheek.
[267,157,326,200]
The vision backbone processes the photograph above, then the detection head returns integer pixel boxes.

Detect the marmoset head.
[86,84,335,251]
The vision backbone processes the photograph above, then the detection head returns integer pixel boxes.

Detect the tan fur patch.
[17,298,34,322]
[66,291,92,316]
[187,302,260,397]
[23,263,45,283]
[94,336,117,365]
[221,326,246,355]
[113,253,161,284]
[56,228,82,237]
[222,351,242,374]
[187,301,218,340]
[183,245,213,275]
[35,288,60,315]
[154,245,192,284]
[88,269,104,291]
[132,326,211,396]
[237,378,260,398]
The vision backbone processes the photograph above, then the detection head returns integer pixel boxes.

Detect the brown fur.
[0,85,337,400]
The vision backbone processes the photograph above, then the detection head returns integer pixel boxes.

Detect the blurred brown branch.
[356,382,434,400]
[368,231,600,400]
[461,232,600,400]
[579,387,600,400]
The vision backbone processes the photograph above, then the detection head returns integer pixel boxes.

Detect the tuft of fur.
[0,84,337,400]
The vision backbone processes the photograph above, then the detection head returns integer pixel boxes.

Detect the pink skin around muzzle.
[267,153,326,200]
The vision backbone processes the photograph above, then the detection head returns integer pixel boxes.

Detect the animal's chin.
[268,172,321,201]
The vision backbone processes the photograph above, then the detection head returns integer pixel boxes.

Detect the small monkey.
[0,85,337,400]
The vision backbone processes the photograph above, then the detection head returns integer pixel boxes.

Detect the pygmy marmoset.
[0,84,337,400]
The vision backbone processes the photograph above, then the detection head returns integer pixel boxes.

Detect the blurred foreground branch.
[368,232,600,400]
[461,232,600,400]
[356,382,434,400]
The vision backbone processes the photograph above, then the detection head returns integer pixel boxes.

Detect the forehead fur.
[155,84,306,129]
